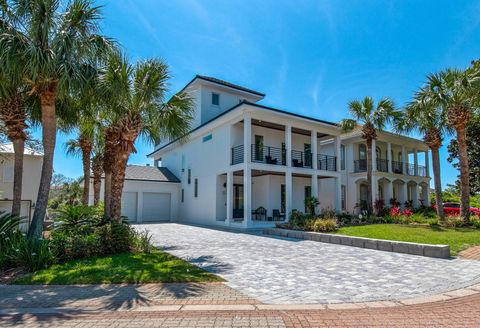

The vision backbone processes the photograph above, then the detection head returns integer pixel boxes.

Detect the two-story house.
[99,75,430,229]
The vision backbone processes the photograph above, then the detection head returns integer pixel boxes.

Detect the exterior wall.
[89,178,180,222]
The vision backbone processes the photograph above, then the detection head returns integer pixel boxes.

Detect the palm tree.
[0,68,28,217]
[340,96,400,214]
[91,142,104,207]
[99,53,194,220]
[0,0,113,239]
[398,87,451,222]
[419,68,480,221]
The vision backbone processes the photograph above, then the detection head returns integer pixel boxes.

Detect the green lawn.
[333,224,480,255]
[14,251,223,285]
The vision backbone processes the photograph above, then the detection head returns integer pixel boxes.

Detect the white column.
[413,149,418,176]
[285,170,292,220]
[335,177,342,212]
[311,131,317,170]
[285,125,292,167]
[243,167,251,227]
[425,150,430,177]
[371,139,377,172]
[244,114,251,164]
[226,171,233,223]
[387,142,392,173]
[401,145,407,175]
[401,183,408,208]
[335,136,341,172]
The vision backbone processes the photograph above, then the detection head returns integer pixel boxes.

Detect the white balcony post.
[425,150,430,177]
[401,145,407,174]
[414,149,418,176]
[371,139,377,171]
[311,131,317,170]
[226,171,233,224]
[335,136,341,172]
[243,114,251,164]
[285,125,292,167]
[387,142,392,173]
[285,171,292,220]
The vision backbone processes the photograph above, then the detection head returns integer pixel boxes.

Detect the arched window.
[376,146,381,159]
[359,144,367,160]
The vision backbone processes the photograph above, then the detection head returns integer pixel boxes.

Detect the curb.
[264,228,451,258]
[1,283,479,314]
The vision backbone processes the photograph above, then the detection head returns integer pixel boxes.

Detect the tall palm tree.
[0,0,113,239]
[91,142,104,207]
[99,53,194,220]
[340,96,400,214]
[420,68,480,221]
[398,88,452,222]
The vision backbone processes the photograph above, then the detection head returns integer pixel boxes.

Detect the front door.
[233,184,244,219]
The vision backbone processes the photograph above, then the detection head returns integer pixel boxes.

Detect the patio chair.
[292,159,303,167]
[252,206,267,221]
[272,209,285,221]
[265,155,278,165]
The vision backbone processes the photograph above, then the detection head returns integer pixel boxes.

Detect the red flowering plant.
[389,207,402,217]
[402,209,413,217]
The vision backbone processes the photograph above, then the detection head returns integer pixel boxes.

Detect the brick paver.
[2,293,480,327]
[459,245,480,260]
[138,223,480,304]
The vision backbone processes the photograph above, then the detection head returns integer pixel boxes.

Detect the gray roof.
[185,75,265,97]
[122,165,180,183]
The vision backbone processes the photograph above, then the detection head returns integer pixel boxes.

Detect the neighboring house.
[89,165,180,223]
[0,143,43,229]
[96,75,431,229]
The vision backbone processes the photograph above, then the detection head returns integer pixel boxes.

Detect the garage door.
[121,192,138,223]
[142,192,171,222]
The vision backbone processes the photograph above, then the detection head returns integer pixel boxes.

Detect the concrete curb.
[263,228,451,258]
[1,283,479,314]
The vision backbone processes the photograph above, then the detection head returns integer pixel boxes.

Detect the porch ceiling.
[246,119,330,138]
[232,169,335,179]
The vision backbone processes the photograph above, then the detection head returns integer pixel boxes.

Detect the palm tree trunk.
[92,159,102,206]
[366,139,373,214]
[456,126,470,221]
[110,151,129,221]
[430,146,445,222]
[104,170,112,217]
[27,90,56,240]
[80,137,92,206]
[11,138,24,217]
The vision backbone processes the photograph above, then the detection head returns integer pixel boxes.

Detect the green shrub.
[133,229,155,253]
[54,205,102,234]
[311,218,338,232]
[0,212,21,235]
[469,216,480,229]
[50,231,102,262]
[289,211,311,229]
[427,217,440,227]
[304,196,319,215]
[445,216,464,228]
[6,236,54,272]
[97,222,134,255]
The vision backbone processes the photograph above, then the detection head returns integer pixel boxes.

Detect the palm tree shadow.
[187,255,233,274]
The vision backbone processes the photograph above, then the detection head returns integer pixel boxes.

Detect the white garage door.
[142,192,171,222]
[121,192,138,223]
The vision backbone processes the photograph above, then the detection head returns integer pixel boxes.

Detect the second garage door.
[121,192,138,223]
[142,192,171,222]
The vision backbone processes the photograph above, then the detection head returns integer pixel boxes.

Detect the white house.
[98,75,431,229]
[0,143,43,229]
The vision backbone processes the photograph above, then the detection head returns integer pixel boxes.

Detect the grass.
[14,251,223,285]
[333,224,480,255]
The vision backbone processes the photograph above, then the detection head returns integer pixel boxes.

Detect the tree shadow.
[186,255,233,274]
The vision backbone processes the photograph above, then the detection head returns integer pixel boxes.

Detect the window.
[181,189,184,203]
[188,169,191,184]
[3,164,13,182]
[212,93,220,105]
[376,146,381,159]
[202,134,212,142]
[304,144,312,167]
[254,135,264,161]
[340,144,346,170]
[359,144,367,160]
[194,178,198,197]
[281,184,286,213]
[304,186,312,212]
[341,185,346,211]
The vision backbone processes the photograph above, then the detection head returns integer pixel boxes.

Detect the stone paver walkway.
[138,223,480,304]
[459,245,480,260]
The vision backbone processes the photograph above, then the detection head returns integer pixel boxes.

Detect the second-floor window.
[340,144,345,170]
[359,144,367,161]
[212,93,220,106]
[194,178,198,197]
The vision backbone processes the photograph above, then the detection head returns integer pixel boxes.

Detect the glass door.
[233,184,244,218]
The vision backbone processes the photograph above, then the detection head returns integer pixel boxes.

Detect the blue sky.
[37,0,480,187]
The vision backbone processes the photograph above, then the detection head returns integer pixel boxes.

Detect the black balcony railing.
[354,159,367,172]
[291,150,312,168]
[417,165,427,177]
[406,163,416,176]
[318,154,337,171]
[377,159,389,172]
[231,145,244,165]
[251,144,285,165]
[392,161,404,174]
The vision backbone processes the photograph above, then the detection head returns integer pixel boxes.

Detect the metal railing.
[251,144,285,165]
[354,159,367,172]
[392,161,404,174]
[231,145,244,165]
[377,159,389,172]
[417,165,427,177]
[406,163,416,176]
[291,150,312,168]
[318,154,337,171]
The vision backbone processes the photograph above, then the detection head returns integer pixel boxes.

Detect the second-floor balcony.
[353,159,427,177]
[231,145,336,171]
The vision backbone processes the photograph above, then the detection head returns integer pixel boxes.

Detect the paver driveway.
[137,223,480,304]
